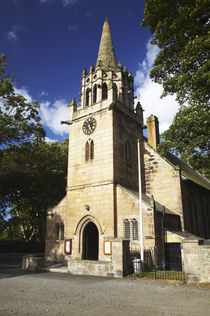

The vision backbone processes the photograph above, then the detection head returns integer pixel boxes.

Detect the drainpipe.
[137,139,144,263]
[162,206,166,270]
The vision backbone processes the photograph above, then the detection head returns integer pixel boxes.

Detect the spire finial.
[96,19,117,70]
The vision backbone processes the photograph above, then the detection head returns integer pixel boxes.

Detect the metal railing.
[133,262,185,281]
[135,266,185,281]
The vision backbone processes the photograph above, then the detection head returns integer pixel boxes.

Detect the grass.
[133,269,186,282]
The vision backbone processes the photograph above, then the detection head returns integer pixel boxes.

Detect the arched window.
[56,223,59,240]
[102,83,108,100]
[132,220,138,240]
[124,220,130,239]
[85,141,89,161]
[85,140,94,161]
[113,83,118,101]
[55,223,64,241]
[93,84,97,103]
[61,224,64,241]
[90,140,94,160]
[125,141,131,162]
[124,219,138,241]
[86,89,90,106]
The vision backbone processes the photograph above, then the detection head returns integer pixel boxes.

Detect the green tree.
[142,0,209,105]
[0,54,68,244]
[0,139,68,243]
[142,1,210,177]
[0,54,45,146]
[158,103,210,178]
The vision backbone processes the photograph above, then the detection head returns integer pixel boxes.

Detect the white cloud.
[0,87,32,113]
[14,87,32,103]
[2,84,68,137]
[68,24,78,31]
[6,25,19,42]
[39,99,69,136]
[134,40,179,134]
[45,136,57,143]
[40,91,49,97]
[145,42,160,69]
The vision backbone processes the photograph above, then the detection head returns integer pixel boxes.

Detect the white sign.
[104,240,112,255]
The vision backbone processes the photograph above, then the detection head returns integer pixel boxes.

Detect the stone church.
[45,19,210,277]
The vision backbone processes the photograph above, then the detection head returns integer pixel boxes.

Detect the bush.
[0,239,44,253]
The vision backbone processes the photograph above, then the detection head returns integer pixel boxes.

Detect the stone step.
[43,263,68,273]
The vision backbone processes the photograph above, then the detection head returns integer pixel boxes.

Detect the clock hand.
[88,123,93,131]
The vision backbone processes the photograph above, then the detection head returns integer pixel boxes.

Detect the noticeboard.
[64,239,72,254]
[103,240,112,255]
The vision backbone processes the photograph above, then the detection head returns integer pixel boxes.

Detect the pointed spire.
[96,19,117,70]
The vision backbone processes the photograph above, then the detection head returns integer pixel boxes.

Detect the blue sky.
[0,0,179,142]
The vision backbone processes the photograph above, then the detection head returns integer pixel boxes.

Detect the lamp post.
[137,138,144,262]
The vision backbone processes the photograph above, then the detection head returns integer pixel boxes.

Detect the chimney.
[146,115,160,150]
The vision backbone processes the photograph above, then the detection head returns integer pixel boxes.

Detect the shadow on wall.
[45,212,66,263]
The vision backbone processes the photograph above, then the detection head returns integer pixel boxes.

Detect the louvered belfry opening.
[102,83,108,100]
[93,84,97,103]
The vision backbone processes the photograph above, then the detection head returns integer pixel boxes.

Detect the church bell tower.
[67,19,144,192]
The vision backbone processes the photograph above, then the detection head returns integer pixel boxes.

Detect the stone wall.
[113,110,142,191]
[116,185,156,254]
[68,107,114,189]
[23,255,44,272]
[45,197,67,262]
[183,239,210,283]
[45,183,115,262]
[144,141,184,227]
[68,258,114,277]
[68,238,131,278]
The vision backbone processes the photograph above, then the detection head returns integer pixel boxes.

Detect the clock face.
[82,117,97,135]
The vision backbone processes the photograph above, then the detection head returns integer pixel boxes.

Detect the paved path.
[0,255,210,315]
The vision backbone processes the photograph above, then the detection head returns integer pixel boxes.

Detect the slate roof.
[166,230,203,240]
[164,152,210,190]
[143,136,210,190]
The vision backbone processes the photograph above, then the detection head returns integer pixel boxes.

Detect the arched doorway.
[82,222,99,260]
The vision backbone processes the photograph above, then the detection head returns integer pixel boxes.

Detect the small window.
[102,83,108,100]
[61,224,64,240]
[90,140,94,160]
[86,89,90,106]
[56,224,60,240]
[85,141,89,161]
[85,140,94,161]
[125,141,131,162]
[124,219,138,241]
[93,84,97,103]
[55,223,64,241]
[124,220,130,239]
[113,83,118,100]
[132,220,138,240]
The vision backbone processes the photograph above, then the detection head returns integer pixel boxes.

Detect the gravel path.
[0,255,210,316]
